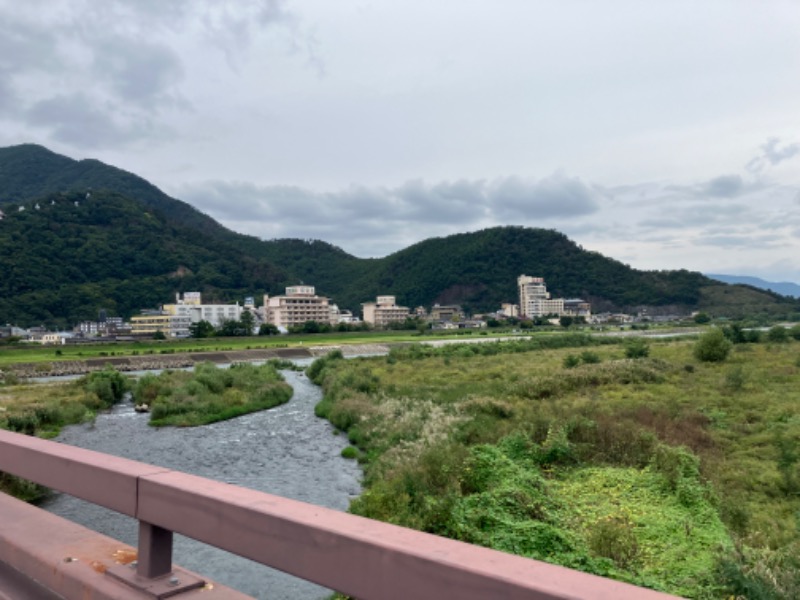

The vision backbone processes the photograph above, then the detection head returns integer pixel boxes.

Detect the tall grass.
[133,362,292,427]
[310,336,800,598]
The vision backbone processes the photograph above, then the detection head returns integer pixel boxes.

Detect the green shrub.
[694,328,732,362]
[341,446,359,459]
[84,367,129,406]
[623,338,649,359]
[766,325,789,343]
[563,354,580,369]
[588,514,640,568]
[580,350,601,364]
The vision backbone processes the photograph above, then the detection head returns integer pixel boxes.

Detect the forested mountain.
[0,144,230,237]
[0,190,286,327]
[1,144,796,326]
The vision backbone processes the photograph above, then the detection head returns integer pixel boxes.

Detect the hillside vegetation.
[310,334,800,598]
[0,190,286,327]
[1,144,796,326]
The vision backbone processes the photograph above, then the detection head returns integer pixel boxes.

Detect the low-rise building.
[331,305,359,324]
[563,298,592,319]
[130,311,192,338]
[500,303,519,318]
[362,295,410,327]
[162,292,243,328]
[429,304,464,322]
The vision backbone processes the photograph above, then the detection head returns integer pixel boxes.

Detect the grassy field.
[0,324,695,367]
[0,329,495,367]
[310,334,800,598]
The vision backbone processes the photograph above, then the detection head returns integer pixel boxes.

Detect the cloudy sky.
[2,1,799,282]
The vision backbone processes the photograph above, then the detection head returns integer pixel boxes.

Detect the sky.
[2,0,799,283]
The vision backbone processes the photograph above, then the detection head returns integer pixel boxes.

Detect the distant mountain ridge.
[706,274,800,299]
[1,144,797,326]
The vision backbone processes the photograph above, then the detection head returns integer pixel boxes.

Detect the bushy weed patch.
[136,362,292,427]
[311,337,800,598]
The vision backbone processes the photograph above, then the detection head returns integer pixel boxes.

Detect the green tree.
[189,320,215,338]
[302,321,321,334]
[240,311,256,335]
[217,319,246,337]
[694,328,732,362]
[559,316,574,328]
[258,323,279,336]
[693,312,711,324]
[153,330,166,340]
[723,323,746,344]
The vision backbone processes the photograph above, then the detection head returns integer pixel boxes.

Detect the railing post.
[137,521,173,578]
[107,520,205,595]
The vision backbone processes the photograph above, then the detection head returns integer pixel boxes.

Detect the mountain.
[0,144,228,237]
[1,144,796,326]
[706,274,800,299]
[0,190,287,327]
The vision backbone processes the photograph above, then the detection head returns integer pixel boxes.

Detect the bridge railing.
[0,429,682,599]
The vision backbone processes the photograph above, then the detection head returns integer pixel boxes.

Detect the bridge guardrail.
[0,429,682,599]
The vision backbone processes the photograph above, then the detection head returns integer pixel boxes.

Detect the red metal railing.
[0,429,683,599]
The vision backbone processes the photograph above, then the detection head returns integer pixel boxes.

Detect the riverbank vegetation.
[132,361,292,427]
[0,361,292,499]
[310,333,800,598]
[0,367,129,501]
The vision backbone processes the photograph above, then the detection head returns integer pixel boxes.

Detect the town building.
[162,292,243,328]
[429,304,464,322]
[563,298,592,319]
[331,305,359,324]
[361,296,410,327]
[500,303,520,318]
[263,285,333,330]
[73,317,132,339]
[130,310,193,338]
[517,275,564,317]
[518,275,592,318]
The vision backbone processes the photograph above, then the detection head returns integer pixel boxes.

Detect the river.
[40,368,362,599]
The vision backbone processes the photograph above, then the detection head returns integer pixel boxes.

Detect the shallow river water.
[41,369,362,599]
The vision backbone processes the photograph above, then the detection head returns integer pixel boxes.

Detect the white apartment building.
[263,286,333,329]
[162,292,242,328]
[362,295,410,327]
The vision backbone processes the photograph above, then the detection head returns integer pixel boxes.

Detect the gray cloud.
[91,37,186,110]
[640,202,750,229]
[697,233,786,249]
[702,174,745,198]
[489,173,601,220]
[0,0,305,149]
[25,93,164,147]
[665,174,766,200]
[174,173,600,256]
[746,137,800,174]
